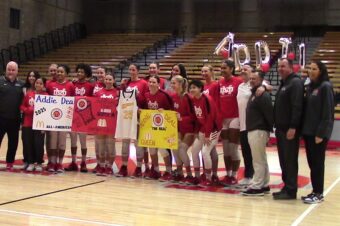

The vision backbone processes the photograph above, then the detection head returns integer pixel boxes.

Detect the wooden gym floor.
[0,134,339,226]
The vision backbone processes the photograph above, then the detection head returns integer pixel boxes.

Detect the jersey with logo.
[115,89,138,140]
[219,76,243,118]
[73,81,94,97]
[203,81,219,103]
[20,90,48,127]
[46,81,75,96]
[93,81,105,95]
[94,88,118,100]
[192,94,222,138]
[141,89,173,110]
[171,93,196,134]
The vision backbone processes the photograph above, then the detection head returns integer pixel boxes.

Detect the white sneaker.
[26,164,35,172]
[35,164,43,172]
[236,178,252,188]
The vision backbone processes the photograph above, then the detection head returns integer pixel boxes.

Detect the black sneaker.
[303,193,324,204]
[262,186,271,194]
[242,188,264,196]
[273,191,296,200]
[272,189,285,197]
[301,192,315,201]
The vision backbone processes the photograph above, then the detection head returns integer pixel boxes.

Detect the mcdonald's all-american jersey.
[219,76,243,119]
[115,89,138,140]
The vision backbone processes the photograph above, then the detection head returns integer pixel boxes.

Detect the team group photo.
[0,0,339,225]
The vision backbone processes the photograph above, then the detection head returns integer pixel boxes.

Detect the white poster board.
[33,95,74,132]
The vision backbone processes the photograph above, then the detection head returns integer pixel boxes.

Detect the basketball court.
[0,134,339,226]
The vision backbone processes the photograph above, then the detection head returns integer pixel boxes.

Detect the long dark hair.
[310,60,329,85]
[25,71,41,88]
[170,63,187,80]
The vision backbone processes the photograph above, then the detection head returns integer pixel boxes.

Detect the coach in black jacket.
[301,60,334,204]
[0,61,24,170]
[242,71,273,196]
[273,58,304,200]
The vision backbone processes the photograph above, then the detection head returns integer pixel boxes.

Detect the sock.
[166,166,171,173]
[232,171,237,177]
[72,155,77,163]
[227,170,232,177]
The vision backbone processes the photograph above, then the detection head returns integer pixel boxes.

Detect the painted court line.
[0,180,105,206]
[0,208,120,226]
[291,176,340,226]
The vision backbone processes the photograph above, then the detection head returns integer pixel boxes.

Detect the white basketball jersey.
[115,89,138,140]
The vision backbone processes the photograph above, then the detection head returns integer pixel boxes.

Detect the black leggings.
[22,127,45,164]
[304,135,328,194]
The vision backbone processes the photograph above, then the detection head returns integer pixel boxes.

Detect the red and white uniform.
[94,88,119,100]
[93,81,105,95]
[46,78,57,88]
[140,89,173,110]
[192,94,222,138]
[20,91,48,127]
[218,76,243,119]
[171,93,196,134]
[46,81,75,97]
[203,81,219,103]
[125,79,148,97]
[73,81,94,97]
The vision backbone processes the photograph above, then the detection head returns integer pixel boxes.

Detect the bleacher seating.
[18,33,171,79]
[139,32,292,80]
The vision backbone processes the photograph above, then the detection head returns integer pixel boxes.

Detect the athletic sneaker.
[221,176,231,186]
[171,174,184,183]
[35,164,43,172]
[242,188,265,196]
[191,177,200,186]
[199,179,213,187]
[26,164,35,172]
[183,175,195,185]
[80,161,88,173]
[47,163,55,172]
[105,166,113,175]
[262,186,271,194]
[55,163,64,173]
[238,178,252,187]
[148,169,161,180]
[96,167,106,176]
[116,165,128,177]
[303,193,324,204]
[6,163,13,171]
[92,164,99,173]
[144,167,152,179]
[301,192,315,201]
[159,172,172,182]
[211,175,221,186]
[65,162,78,171]
[200,173,207,182]
[131,167,142,178]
